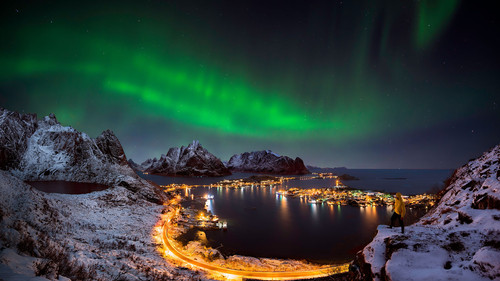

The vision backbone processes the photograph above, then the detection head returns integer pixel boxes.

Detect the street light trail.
[161,220,350,280]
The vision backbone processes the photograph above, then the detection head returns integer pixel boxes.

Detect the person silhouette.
[390,192,406,233]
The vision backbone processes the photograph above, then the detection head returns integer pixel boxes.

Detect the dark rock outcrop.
[128,158,141,171]
[227,150,309,175]
[140,141,231,177]
[95,129,128,166]
[338,174,360,180]
[0,108,38,169]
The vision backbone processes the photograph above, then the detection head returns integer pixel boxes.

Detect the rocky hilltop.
[227,150,309,175]
[354,144,500,281]
[140,141,231,177]
[0,108,165,203]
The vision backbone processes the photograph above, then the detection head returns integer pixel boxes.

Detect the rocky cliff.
[353,145,500,281]
[140,140,231,177]
[0,108,165,204]
[0,109,38,170]
[128,158,142,171]
[227,150,309,175]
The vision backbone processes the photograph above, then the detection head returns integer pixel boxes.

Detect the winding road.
[161,220,349,280]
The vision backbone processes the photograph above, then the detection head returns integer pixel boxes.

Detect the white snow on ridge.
[360,145,500,281]
[16,127,72,178]
[265,149,280,157]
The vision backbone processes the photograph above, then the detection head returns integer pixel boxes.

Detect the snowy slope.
[140,140,231,177]
[355,145,500,281]
[0,170,198,280]
[227,150,310,175]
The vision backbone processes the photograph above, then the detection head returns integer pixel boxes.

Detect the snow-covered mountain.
[140,140,231,177]
[0,108,165,203]
[354,144,500,280]
[227,150,310,175]
[0,108,188,279]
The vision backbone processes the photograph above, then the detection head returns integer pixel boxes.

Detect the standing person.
[390,192,406,233]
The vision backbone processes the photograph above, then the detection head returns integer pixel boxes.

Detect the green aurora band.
[1,24,384,140]
[415,0,460,50]
[0,0,475,158]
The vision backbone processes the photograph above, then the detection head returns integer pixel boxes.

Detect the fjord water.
[190,186,395,263]
[27,181,109,194]
[140,169,452,263]
[338,169,454,194]
[141,169,453,194]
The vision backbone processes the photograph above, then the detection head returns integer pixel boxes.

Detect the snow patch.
[359,144,500,281]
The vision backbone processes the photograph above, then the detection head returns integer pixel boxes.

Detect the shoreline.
[161,177,439,270]
[161,198,350,279]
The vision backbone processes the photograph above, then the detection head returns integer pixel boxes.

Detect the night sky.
[0,1,498,168]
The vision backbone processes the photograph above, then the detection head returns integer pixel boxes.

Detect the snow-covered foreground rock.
[355,145,500,281]
[0,170,200,280]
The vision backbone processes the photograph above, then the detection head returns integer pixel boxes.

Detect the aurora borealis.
[0,1,498,168]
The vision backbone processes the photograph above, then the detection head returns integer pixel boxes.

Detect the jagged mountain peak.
[42,112,59,126]
[140,141,230,177]
[227,150,309,175]
[188,140,200,149]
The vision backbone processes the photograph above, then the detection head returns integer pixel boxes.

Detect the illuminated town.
[161,173,439,209]
[159,189,350,279]
[153,173,440,279]
[160,173,440,237]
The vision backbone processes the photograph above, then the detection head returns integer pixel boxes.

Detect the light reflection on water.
[188,186,394,264]
[141,169,452,195]
[141,171,447,263]
[206,198,215,214]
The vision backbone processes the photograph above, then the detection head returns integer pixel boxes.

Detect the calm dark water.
[188,186,399,263]
[139,172,257,186]
[339,169,453,195]
[140,169,453,194]
[27,181,109,194]
[140,169,451,263]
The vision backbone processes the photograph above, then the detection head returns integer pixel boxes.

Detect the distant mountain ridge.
[306,165,348,173]
[227,150,309,175]
[138,141,231,177]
